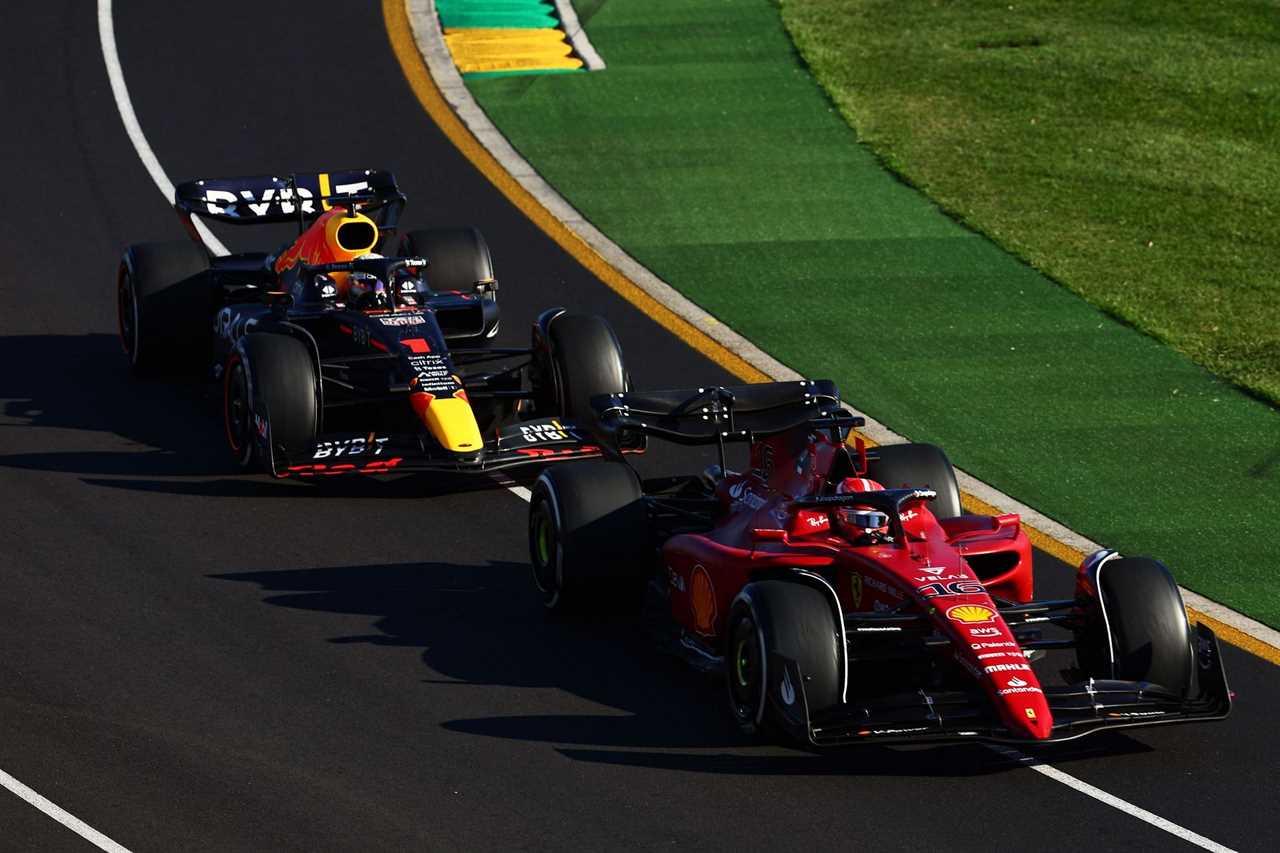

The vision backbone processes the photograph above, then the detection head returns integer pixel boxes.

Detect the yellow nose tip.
[411,392,483,452]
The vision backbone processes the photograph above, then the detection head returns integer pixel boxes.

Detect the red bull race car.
[116,169,638,477]
[527,380,1231,746]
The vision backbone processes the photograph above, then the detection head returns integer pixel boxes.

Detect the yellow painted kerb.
[382,0,768,383]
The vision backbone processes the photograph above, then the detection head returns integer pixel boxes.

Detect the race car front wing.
[764,622,1231,748]
[267,416,643,478]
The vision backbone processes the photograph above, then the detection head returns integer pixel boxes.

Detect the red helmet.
[835,477,890,539]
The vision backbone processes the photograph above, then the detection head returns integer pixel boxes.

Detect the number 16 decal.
[917,580,986,598]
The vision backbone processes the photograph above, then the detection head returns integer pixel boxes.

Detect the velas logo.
[947,604,996,624]
[918,565,945,576]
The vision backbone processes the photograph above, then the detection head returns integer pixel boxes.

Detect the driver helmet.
[835,476,890,537]
[348,271,388,309]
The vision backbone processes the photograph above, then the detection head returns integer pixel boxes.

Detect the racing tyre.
[398,227,498,337]
[1075,556,1193,696]
[528,460,649,615]
[865,442,962,519]
[225,333,318,472]
[546,314,627,424]
[727,580,841,742]
[118,241,212,375]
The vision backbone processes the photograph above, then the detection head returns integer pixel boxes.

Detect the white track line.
[0,768,133,853]
[97,0,227,257]
[0,3,212,850]
[990,747,1237,852]
[551,0,606,71]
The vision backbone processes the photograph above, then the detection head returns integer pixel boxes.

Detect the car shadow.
[0,333,523,499]
[211,558,1154,776]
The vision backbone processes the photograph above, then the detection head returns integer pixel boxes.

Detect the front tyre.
[225,333,319,472]
[544,314,627,423]
[1075,555,1193,696]
[727,580,841,742]
[528,460,648,615]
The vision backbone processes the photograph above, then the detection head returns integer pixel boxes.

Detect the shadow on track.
[0,332,512,499]
[210,558,1153,776]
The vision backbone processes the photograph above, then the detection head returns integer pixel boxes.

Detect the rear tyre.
[1075,556,1193,696]
[528,460,649,615]
[545,314,627,423]
[865,443,962,519]
[398,227,498,337]
[117,241,211,375]
[225,333,318,472]
[727,580,841,741]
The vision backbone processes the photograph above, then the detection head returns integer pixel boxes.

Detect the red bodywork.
[661,430,1051,739]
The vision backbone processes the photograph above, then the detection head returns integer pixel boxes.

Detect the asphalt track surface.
[0,2,1275,850]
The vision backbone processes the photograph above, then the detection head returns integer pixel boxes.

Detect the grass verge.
[782,0,1280,403]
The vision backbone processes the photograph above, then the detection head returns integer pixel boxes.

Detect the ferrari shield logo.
[850,574,863,608]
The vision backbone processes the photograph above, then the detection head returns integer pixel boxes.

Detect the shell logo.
[690,565,717,636]
[946,604,996,624]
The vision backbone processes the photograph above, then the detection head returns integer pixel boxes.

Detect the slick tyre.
[865,443,962,519]
[727,580,841,742]
[528,460,649,616]
[224,333,318,472]
[117,241,211,375]
[1076,556,1194,696]
[398,227,498,337]
[546,314,627,424]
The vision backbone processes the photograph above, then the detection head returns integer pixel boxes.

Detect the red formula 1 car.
[527,381,1231,746]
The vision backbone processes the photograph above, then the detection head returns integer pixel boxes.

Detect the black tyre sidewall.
[528,461,647,614]
[727,580,841,740]
[119,241,211,375]
[547,314,627,423]
[1086,556,1194,695]
[239,334,319,471]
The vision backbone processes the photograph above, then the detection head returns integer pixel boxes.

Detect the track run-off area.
[0,1,1273,850]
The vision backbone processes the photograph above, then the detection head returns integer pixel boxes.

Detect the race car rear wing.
[173,169,405,231]
[591,380,862,468]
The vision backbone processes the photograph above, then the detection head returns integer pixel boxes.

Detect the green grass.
[782,0,1280,404]
[466,0,1280,627]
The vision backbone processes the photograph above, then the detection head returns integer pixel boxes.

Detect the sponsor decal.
[946,604,996,624]
[780,669,796,706]
[519,422,570,444]
[983,663,1031,674]
[1105,711,1166,718]
[917,580,985,598]
[996,675,1043,696]
[378,314,426,326]
[201,184,318,217]
[850,573,863,608]
[313,436,388,459]
[514,446,601,459]
[900,509,920,523]
[856,727,930,737]
[971,641,1018,650]
[407,354,457,394]
[285,457,403,477]
[977,651,1025,661]
[913,573,970,584]
[864,575,903,600]
[690,565,717,636]
[254,413,269,439]
[872,600,892,613]
[968,626,1002,638]
[916,562,943,574]
[215,307,259,343]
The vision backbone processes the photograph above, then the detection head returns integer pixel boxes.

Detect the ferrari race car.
[527,380,1232,746]
[117,169,638,477]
